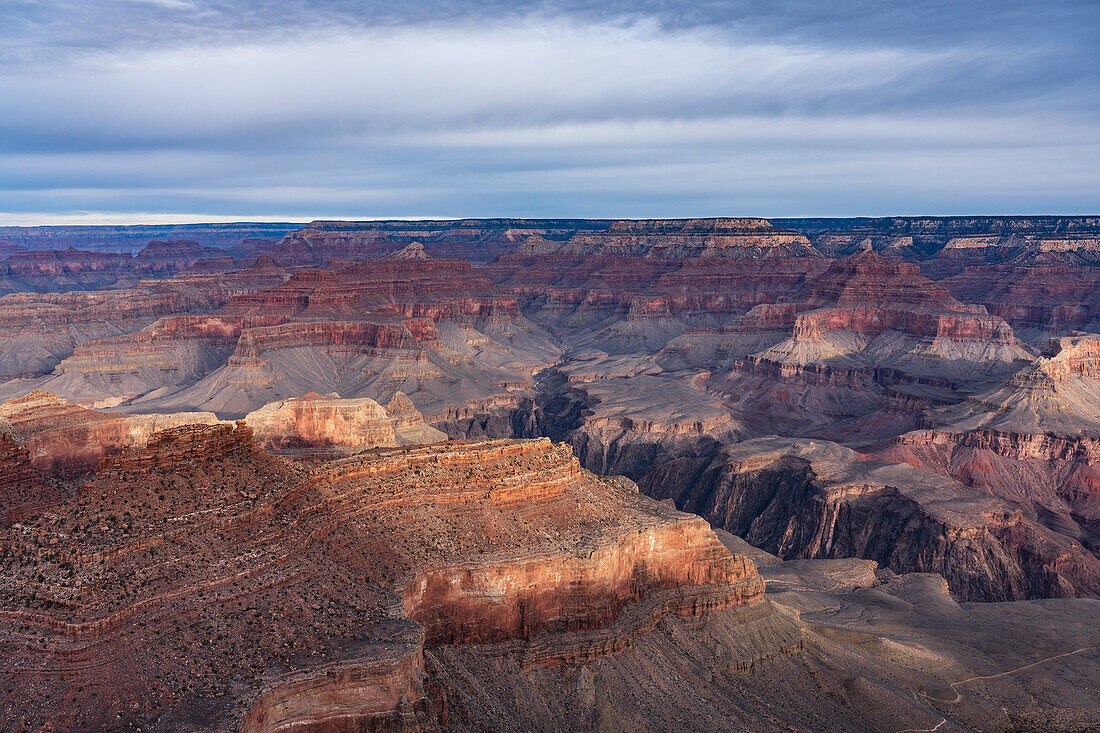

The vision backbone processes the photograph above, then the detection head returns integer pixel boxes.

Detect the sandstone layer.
[1,216,1100,730]
[0,429,763,730]
[259,218,611,265]
[244,390,445,452]
[0,390,222,478]
[709,249,1033,440]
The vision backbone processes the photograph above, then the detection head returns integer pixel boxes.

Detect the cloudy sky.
[1,1,1097,223]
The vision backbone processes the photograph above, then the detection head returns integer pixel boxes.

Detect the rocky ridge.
[1,424,1096,730]
[709,249,1033,440]
[259,218,612,266]
[0,390,222,479]
[244,390,445,452]
[0,427,764,730]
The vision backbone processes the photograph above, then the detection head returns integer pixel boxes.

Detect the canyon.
[0,216,1098,730]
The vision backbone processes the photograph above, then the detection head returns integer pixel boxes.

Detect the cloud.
[0,3,1096,219]
[0,20,960,146]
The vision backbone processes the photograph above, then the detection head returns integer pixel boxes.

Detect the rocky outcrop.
[510,218,819,260]
[221,258,522,321]
[429,536,1100,732]
[130,239,228,276]
[405,513,759,648]
[0,390,222,478]
[0,431,763,730]
[385,241,433,260]
[653,437,1097,601]
[535,367,1100,602]
[709,249,1033,439]
[0,433,59,526]
[240,621,441,733]
[244,391,445,451]
[880,429,1100,557]
[386,391,448,445]
[779,218,1100,343]
[245,392,397,449]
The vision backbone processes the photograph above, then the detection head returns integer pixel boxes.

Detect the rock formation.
[244,390,445,452]
[776,217,1100,344]
[0,240,28,259]
[873,333,1100,589]
[0,428,764,730]
[0,240,244,294]
[0,256,558,426]
[0,390,222,478]
[938,255,1100,345]
[0,432,58,527]
[114,258,561,420]
[0,222,299,252]
[509,218,819,260]
[709,248,1033,439]
[1,425,1096,730]
[385,241,433,260]
[777,215,1100,264]
[258,218,611,265]
[1,215,1100,729]
[0,256,290,381]
[662,437,1097,600]
[488,220,827,357]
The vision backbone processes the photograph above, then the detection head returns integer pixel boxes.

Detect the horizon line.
[2,212,1099,228]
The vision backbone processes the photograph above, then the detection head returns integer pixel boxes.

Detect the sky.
[0,1,1097,223]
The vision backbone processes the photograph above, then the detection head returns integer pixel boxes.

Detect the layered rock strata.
[0,429,763,730]
[260,218,610,265]
[0,390,222,478]
[489,220,827,357]
[709,249,1033,439]
[777,215,1100,263]
[509,218,818,260]
[0,256,290,381]
[0,256,560,427]
[244,390,445,451]
[651,437,1098,600]
[0,222,298,252]
[876,334,1100,579]
[0,433,58,526]
[0,239,245,294]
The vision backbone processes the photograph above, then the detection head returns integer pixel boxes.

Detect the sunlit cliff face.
[1,212,1100,729]
[0,422,764,730]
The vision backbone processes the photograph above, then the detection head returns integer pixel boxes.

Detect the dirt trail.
[897,645,1096,732]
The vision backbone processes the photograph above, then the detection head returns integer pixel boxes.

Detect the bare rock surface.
[0,430,763,730]
[0,390,222,478]
[245,390,445,451]
[1,217,1100,730]
[2,424,1095,731]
